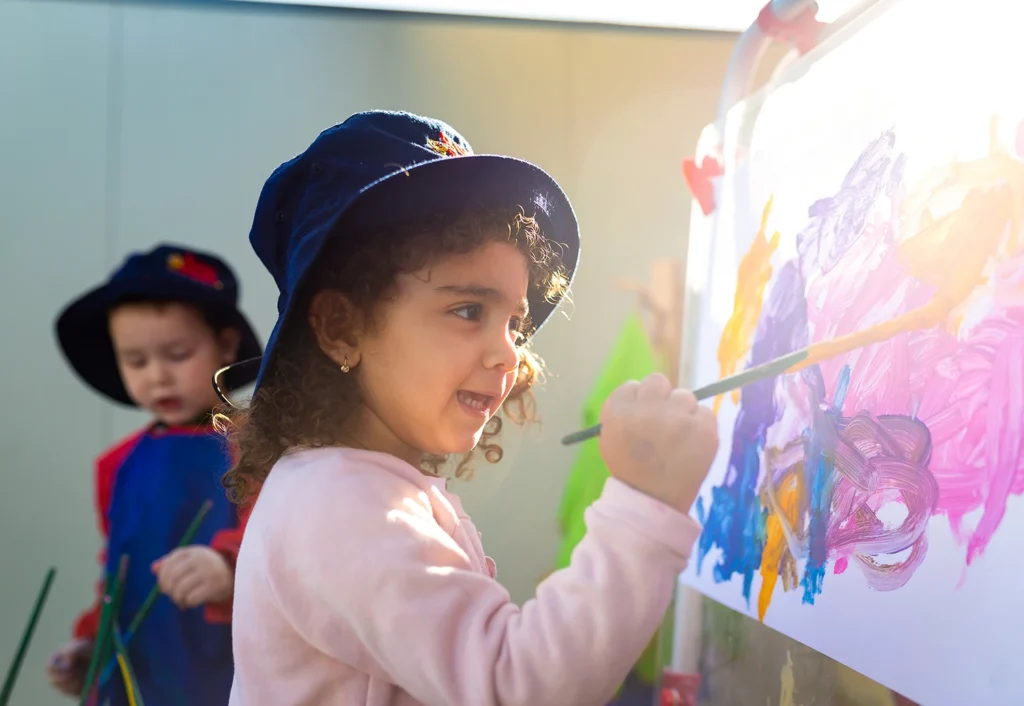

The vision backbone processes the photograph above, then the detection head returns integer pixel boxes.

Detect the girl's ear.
[218,327,242,365]
[308,290,362,370]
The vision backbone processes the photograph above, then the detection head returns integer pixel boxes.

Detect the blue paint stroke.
[697,261,822,606]
[800,365,850,603]
[699,130,910,612]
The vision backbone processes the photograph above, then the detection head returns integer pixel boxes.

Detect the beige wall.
[0,1,734,702]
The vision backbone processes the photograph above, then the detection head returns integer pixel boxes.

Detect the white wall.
[0,1,734,702]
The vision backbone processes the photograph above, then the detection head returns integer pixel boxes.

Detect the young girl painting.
[221,110,719,705]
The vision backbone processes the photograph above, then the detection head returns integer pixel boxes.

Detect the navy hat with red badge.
[56,244,263,406]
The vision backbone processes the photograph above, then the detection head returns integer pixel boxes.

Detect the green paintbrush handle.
[125,499,212,639]
[97,499,214,690]
[79,555,128,705]
[0,567,56,706]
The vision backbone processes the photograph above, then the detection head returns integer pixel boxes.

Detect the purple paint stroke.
[824,412,938,591]
[785,132,907,604]
[697,260,824,606]
[701,132,907,609]
[835,303,1024,563]
[796,129,905,278]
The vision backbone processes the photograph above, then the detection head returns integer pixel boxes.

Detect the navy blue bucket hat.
[56,243,263,406]
[239,110,580,395]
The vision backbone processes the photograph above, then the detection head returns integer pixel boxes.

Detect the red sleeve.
[203,500,254,623]
[72,431,145,640]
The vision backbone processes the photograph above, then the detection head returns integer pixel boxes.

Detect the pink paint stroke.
[824,411,936,590]
[796,181,1024,566]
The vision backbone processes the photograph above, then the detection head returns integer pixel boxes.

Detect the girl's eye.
[452,304,483,321]
[124,357,146,369]
[167,349,194,363]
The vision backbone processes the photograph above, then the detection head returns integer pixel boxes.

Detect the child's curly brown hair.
[218,207,570,506]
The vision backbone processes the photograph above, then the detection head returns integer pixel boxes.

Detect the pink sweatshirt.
[229,447,701,706]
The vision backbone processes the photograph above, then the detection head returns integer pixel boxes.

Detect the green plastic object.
[554,313,667,684]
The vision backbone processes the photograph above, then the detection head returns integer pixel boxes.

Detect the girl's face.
[320,240,529,466]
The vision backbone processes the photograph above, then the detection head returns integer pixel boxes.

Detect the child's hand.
[153,545,234,609]
[599,373,719,514]
[46,638,93,696]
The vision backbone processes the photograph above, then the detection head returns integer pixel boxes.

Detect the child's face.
[109,302,240,426]
[333,240,528,464]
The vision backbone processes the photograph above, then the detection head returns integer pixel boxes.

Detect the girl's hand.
[153,545,234,609]
[599,373,719,514]
[46,638,93,696]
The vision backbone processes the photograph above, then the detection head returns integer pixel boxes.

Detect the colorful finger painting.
[678,1,1024,703]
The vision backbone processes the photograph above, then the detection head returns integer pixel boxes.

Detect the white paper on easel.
[678,1,1024,704]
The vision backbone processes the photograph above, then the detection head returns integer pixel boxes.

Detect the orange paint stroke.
[793,151,1024,373]
[715,197,781,413]
[758,466,805,622]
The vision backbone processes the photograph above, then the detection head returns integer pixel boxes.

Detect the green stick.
[126,500,212,640]
[560,348,810,446]
[0,567,57,706]
[79,555,128,706]
[98,500,213,688]
[96,557,131,690]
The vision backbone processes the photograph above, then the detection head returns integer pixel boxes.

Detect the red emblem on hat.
[426,130,471,158]
[167,252,224,289]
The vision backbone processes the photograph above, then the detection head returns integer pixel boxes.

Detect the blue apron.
[99,426,236,706]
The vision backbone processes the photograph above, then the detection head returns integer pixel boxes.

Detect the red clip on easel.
[756,1,825,55]
[681,156,724,216]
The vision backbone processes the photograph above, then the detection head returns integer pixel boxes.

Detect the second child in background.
[46,244,262,706]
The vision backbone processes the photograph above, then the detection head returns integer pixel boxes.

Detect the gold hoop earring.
[340,357,351,374]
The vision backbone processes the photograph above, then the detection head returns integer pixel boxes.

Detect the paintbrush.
[561,266,980,448]
[124,500,212,640]
[0,567,57,706]
[79,555,129,706]
[560,348,810,446]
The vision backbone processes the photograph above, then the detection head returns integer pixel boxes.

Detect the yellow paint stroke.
[716,196,781,413]
[758,466,805,622]
[779,650,797,706]
[792,143,1024,373]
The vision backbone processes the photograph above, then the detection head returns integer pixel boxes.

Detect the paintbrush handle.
[560,348,810,446]
[79,556,128,706]
[125,500,212,639]
[0,568,56,706]
[98,500,213,688]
